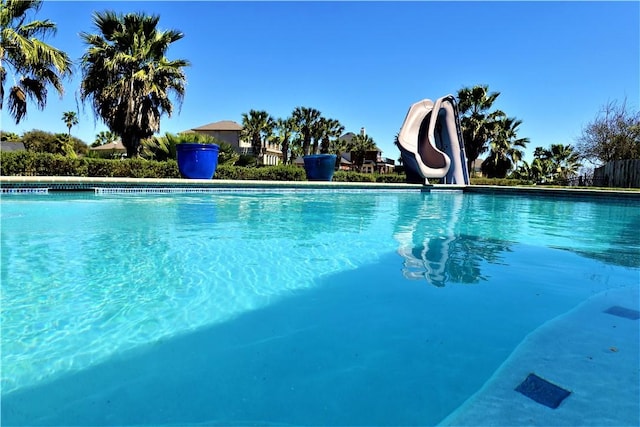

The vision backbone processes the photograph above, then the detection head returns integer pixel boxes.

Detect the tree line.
[455,85,638,184]
[239,108,377,170]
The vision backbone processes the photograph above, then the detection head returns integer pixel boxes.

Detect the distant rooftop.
[0,142,26,152]
[191,120,243,132]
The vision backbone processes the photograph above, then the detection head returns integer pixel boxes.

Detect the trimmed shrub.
[0,151,180,178]
[254,165,306,181]
[470,177,529,186]
[333,171,376,182]
[214,164,306,181]
[375,174,406,183]
[1,151,36,175]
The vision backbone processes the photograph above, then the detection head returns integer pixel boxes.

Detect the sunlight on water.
[1,190,638,425]
[1,192,401,393]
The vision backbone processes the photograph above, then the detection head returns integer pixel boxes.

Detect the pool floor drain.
[515,373,571,409]
[604,306,640,320]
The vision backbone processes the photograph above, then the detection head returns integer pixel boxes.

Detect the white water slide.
[397,95,470,185]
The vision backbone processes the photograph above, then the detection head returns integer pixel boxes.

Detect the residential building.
[0,142,26,152]
[186,120,282,166]
[338,129,395,174]
[186,120,249,154]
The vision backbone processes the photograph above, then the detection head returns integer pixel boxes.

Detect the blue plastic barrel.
[176,143,220,179]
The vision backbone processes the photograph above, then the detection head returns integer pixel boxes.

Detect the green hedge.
[0,151,412,183]
[0,151,180,178]
[469,177,529,186]
[333,171,375,182]
[213,164,306,181]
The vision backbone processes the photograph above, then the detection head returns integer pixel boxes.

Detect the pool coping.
[0,176,638,198]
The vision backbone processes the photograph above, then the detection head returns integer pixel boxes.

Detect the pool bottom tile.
[515,373,571,409]
[604,306,640,320]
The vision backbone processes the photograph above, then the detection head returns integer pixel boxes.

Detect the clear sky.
[2,1,638,163]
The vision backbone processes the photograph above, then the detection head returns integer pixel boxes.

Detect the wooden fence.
[593,159,640,188]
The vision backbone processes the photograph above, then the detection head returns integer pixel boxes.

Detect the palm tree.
[292,106,322,156]
[80,11,189,157]
[457,85,505,175]
[274,117,297,165]
[92,130,118,147]
[547,144,582,183]
[347,133,376,171]
[62,111,78,141]
[1,0,72,124]
[318,118,345,154]
[240,109,275,165]
[0,131,21,142]
[481,117,529,178]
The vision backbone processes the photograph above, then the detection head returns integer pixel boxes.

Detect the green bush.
[0,151,35,175]
[375,174,406,183]
[37,154,87,176]
[235,154,255,167]
[0,151,180,178]
[253,165,306,181]
[333,171,376,182]
[214,164,306,181]
[213,164,242,180]
[0,152,86,176]
[0,151,407,183]
[470,177,529,186]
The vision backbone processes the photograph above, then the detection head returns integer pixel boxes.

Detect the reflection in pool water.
[1,190,638,426]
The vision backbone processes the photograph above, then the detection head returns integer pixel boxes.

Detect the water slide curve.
[396,95,470,185]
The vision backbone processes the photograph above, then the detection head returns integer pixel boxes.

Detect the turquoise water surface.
[1,190,638,426]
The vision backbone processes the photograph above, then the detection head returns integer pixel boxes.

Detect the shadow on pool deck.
[2,252,637,426]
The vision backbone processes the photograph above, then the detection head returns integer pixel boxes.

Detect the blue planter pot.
[176,143,219,179]
[303,154,337,181]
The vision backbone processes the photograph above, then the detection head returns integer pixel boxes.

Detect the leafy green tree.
[292,106,322,156]
[62,111,78,141]
[21,129,60,153]
[274,117,297,165]
[576,98,640,165]
[92,130,118,147]
[240,109,275,165]
[0,131,21,142]
[80,11,189,158]
[331,135,351,169]
[20,129,85,156]
[347,133,376,171]
[513,144,580,184]
[525,144,580,183]
[457,85,505,175]
[54,132,77,158]
[546,143,582,182]
[318,117,345,154]
[289,137,303,164]
[481,117,529,178]
[1,0,72,123]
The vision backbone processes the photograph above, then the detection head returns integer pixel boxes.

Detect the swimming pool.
[1,190,638,425]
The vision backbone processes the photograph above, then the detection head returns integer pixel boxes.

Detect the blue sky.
[2,1,638,163]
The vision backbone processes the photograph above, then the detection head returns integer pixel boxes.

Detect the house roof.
[338,132,381,153]
[0,142,26,152]
[191,120,243,131]
[91,141,126,151]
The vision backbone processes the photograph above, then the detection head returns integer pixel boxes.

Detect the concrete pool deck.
[1,176,639,199]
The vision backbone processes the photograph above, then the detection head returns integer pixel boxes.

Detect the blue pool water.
[1,190,638,426]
